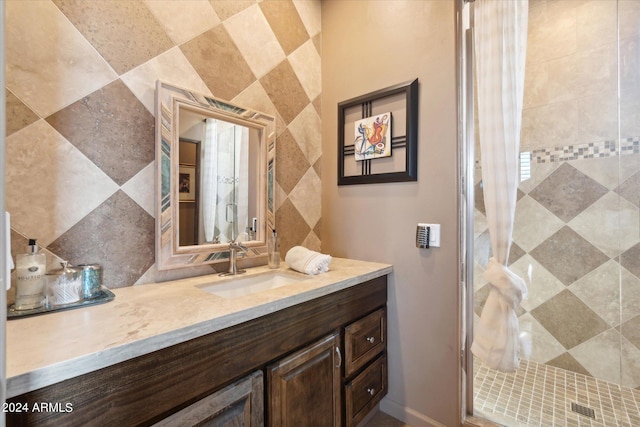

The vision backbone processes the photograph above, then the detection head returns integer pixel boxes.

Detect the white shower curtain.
[470,0,529,372]
[201,118,218,243]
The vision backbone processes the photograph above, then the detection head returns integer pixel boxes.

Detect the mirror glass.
[156,81,275,270]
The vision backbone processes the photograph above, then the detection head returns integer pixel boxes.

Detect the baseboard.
[380,398,447,427]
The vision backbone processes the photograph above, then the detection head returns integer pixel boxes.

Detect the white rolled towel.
[285,246,332,275]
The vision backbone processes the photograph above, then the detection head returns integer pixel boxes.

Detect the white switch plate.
[420,223,440,247]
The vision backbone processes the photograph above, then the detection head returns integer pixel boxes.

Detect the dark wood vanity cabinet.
[6,276,387,427]
[268,333,342,426]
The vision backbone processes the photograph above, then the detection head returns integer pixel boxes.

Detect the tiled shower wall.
[4,0,322,289]
[474,0,640,389]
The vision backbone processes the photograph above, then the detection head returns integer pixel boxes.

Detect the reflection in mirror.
[156,81,275,270]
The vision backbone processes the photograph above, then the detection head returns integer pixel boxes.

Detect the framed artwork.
[354,112,392,161]
[338,79,418,185]
[178,165,196,201]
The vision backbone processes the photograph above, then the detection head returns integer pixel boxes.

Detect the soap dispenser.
[268,229,280,269]
[14,239,47,310]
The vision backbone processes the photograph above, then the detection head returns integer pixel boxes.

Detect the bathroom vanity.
[5,259,391,426]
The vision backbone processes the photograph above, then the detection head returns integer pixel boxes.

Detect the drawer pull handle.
[336,346,342,368]
[367,387,376,396]
[366,336,375,344]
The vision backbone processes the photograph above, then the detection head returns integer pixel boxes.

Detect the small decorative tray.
[7,289,115,319]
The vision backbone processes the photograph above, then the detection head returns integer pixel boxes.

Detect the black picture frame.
[338,78,419,185]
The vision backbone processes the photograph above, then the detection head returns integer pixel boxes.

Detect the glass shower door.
[469,0,640,425]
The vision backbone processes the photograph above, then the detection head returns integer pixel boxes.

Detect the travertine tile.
[571,329,640,389]
[224,4,286,79]
[293,0,322,39]
[616,171,640,208]
[288,168,321,229]
[275,199,311,257]
[232,81,286,136]
[5,89,39,137]
[47,191,155,289]
[570,260,640,328]
[275,129,311,194]
[259,0,309,55]
[576,0,617,51]
[289,39,322,102]
[476,358,633,427]
[530,226,609,286]
[144,0,220,46]
[531,289,609,350]
[121,46,213,114]
[53,0,174,75]
[521,101,579,152]
[5,0,117,118]
[209,0,256,21]
[529,163,609,223]
[260,60,310,124]
[287,104,322,165]
[120,162,156,218]
[180,25,256,101]
[621,243,640,279]
[5,121,118,247]
[569,192,640,258]
[45,79,155,186]
[513,195,564,252]
[511,255,564,313]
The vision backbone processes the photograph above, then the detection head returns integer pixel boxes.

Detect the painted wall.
[4,0,322,291]
[321,1,460,426]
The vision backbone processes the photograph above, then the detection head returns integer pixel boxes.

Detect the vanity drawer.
[344,308,386,377]
[344,353,387,427]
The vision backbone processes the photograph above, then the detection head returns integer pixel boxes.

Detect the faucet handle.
[229,240,248,252]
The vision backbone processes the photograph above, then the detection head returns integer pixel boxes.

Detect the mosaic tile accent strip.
[474,358,640,427]
[530,138,640,164]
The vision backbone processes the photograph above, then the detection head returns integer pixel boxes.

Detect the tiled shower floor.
[474,359,640,426]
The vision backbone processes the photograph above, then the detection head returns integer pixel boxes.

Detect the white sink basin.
[197,271,310,299]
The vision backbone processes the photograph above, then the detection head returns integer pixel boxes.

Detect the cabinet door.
[268,333,341,427]
[154,370,263,427]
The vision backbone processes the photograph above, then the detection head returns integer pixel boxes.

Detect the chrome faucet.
[220,240,248,276]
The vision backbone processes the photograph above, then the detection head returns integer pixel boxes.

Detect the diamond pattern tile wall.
[4,0,322,289]
[475,148,640,388]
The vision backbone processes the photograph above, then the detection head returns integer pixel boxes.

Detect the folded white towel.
[285,246,332,275]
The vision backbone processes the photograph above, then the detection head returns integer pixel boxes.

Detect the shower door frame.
[457,0,476,421]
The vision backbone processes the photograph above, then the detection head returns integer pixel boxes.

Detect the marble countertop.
[6,258,392,398]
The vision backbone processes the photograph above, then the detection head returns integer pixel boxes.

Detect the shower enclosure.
[462,0,640,425]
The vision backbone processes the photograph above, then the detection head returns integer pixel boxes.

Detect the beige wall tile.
[5,89,39,137]
[288,168,322,229]
[209,0,256,21]
[223,4,286,79]
[5,0,117,118]
[293,0,322,38]
[121,47,213,114]
[180,25,256,100]
[289,39,322,102]
[522,101,578,151]
[260,60,310,124]
[144,0,220,46]
[53,0,174,75]
[287,104,322,165]
[576,0,617,51]
[260,0,309,55]
[5,121,119,247]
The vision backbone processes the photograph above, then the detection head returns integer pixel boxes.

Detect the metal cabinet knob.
[366,336,375,344]
[367,387,375,396]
